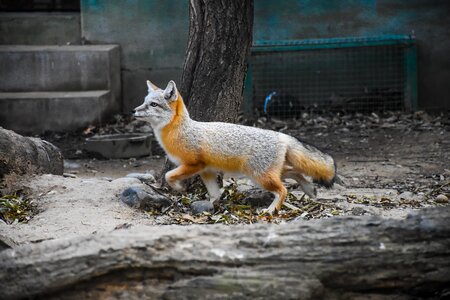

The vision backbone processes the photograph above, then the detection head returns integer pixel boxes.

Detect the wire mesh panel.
[245,36,417,117]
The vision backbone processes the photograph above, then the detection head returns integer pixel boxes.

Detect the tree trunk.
[1,208,449,299]
[181,0,253,123]
[160,0,253,185]
[0,127,63,179]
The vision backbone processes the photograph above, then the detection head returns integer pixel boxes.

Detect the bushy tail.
[286,138,336,188]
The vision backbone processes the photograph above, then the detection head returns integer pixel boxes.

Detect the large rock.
[121,186,171,211]
[191,200,214,215]
[241,188,274,207]
[0,127,63,178]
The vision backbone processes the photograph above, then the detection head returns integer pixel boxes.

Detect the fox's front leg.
[200,171,221,203]
[165,164,204,192]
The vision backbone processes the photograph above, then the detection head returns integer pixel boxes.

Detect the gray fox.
[133,80,337,214]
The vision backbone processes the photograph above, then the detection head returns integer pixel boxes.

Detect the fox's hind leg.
[165,164,204,192]
[255,173,287,215]
[282,168,317,198]
[200,171,221,203]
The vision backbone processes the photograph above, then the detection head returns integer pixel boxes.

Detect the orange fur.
[254,168,287,211]
[287,151,334,183]
[162,94,249,172]
[161,94,201,165]
[166,164,205,183]
[168,93,184,117]
[200,171,216,181]
[161,127,200,165]
[200,143,247,172]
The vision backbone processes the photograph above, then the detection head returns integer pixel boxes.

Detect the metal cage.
[243,35,417,117]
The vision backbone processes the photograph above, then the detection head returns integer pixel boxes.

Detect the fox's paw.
[260,204,279,216]
[306,186,317,199]
[299,182,317,199]
[167,180,185,192]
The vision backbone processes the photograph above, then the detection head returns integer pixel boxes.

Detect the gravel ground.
[1,111,449,245]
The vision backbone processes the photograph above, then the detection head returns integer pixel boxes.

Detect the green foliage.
[0,194,35,224]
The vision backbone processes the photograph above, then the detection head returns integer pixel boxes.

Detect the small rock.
[112,177,142,185]
[300,212,309,219]
[126,172,156,184]
[191,200,214,215]
[155,215,174,225]
[385,115,397,123]
[63,160,81,169]
[0,235,17,251]
[398,191,414,199]
[351,207,366,216]
[121,187,171,211]
[136,125,153,133]
[283,178,297,185]
[435,194,449,203]
[114,223,132,230]
[236,183,255,193]
[63,173,77,178]
[99,177,113,181]
[241,188,274,207]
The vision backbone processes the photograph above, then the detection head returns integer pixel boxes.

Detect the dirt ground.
[1,111,449,245]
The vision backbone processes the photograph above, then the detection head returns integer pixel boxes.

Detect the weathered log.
[0,127,63,178]
[0,208,449,299]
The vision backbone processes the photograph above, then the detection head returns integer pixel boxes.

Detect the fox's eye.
[150,102,158,107]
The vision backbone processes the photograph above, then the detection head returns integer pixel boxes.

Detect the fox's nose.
[131,109,136,114]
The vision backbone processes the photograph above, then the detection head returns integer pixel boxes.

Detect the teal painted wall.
[81,0,450,111]
[81,0,188,112]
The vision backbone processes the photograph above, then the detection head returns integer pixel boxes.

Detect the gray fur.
[286,135,334,168]
[134,81,184,131]
[186,120,284,175]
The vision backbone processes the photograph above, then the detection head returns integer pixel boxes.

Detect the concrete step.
[0,45,120,93]
[0,12,81,45]
[0,91,112,134]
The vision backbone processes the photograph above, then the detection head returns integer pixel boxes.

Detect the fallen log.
[0,207,449,299]
[0,127,63,179]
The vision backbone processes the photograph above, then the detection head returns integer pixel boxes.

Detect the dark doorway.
[0,0,80,12]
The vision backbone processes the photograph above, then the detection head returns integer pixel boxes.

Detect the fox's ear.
[146,80,159,91]
[163,80,178,102]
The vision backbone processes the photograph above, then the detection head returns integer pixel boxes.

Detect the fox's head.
[133,80,182,129]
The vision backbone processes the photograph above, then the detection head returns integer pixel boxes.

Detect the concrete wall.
[0,12,80,45]
[80,0,189,112]
[254,0,450,110]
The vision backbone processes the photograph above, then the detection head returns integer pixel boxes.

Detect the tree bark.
[0,127,63,179]
[160,0,253,185]
[181,0,253,123]
[1,208,449,299]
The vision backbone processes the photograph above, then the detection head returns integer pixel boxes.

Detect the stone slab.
[0,45,120,95]
[0,90,112,134]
